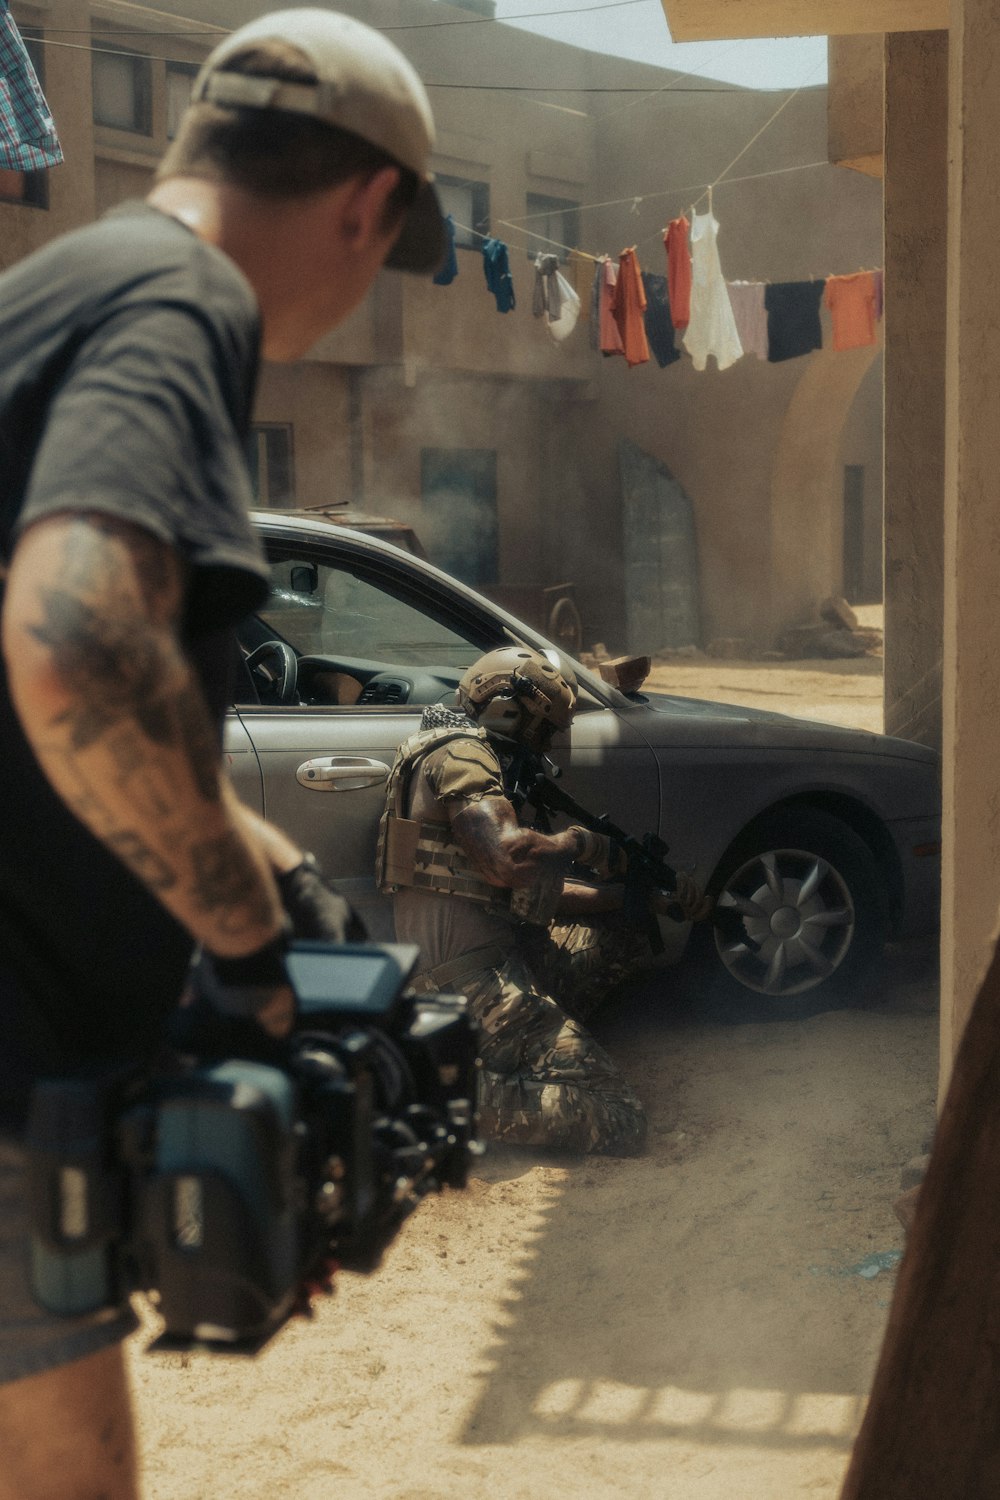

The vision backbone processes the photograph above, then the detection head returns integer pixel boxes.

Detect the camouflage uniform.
[378,715,648,1155]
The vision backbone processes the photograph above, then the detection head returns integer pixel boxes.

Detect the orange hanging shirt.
[664,217,692,330]
[599,257,625,357]
[611,248,650,367]
[824,271,878,351]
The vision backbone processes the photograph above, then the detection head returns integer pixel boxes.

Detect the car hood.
[632,690,940,765]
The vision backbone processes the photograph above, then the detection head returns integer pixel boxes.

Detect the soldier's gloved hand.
[277,852,366,941]
[168,933,296,1061]
[652,874,711,922]
[569,825,627,880]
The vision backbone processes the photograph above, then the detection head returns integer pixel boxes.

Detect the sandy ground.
[129,641,941,1500]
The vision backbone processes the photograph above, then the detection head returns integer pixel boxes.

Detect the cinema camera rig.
[24,942,479,1352]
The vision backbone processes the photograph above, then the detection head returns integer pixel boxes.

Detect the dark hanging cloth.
[433,214,458,286]
[532,253,562,321]
[641,272,680,368]
[0,0,63,171]
[482,237,515,312]
[764,279,825,362]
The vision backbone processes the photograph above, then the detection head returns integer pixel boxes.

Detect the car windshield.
[258,553,486,670]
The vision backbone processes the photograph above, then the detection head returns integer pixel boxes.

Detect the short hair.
[157,39,418,222]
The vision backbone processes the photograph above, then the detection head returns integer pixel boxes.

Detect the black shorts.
[0,1138,137,1385]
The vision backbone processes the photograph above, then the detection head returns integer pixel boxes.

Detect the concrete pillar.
[940,0,1000,1085]
[883,32,947,752]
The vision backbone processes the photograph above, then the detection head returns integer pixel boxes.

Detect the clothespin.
[708,184,714,213]
[630,196,642,216]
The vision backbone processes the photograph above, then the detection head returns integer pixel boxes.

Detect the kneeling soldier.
[377,647,699,1155]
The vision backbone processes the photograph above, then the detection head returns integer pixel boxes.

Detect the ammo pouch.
[377,725,512,919]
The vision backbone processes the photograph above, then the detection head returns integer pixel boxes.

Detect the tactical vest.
[376,725,512,918]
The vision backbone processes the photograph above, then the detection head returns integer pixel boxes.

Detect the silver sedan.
[230,510,941,1008]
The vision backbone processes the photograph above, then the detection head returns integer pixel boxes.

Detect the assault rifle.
[501,743,758,954]
[502,744,686,951]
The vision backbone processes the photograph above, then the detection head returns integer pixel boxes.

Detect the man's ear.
[341,166,403,251]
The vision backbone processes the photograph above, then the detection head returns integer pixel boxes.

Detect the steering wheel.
[245,640,299,705]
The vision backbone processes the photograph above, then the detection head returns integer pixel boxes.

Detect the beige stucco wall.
[829,34,885,174]
[4,0,884,655]
[940,0,1000,1082]
[883,32,947,754]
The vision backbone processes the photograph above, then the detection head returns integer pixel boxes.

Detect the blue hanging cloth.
[0,0,63,172]
[482,238,516,313]
[433,214,459,286]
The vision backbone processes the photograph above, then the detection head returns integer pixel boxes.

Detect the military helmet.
[457,647,577,749]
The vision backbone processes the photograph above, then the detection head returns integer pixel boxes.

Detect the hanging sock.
[532,253,563,321]
[433,214,458,285]
[482,238,515,312]
[663,217,692,331]
[824,270,878,351]
[682,211,743,372]
[598,258,625,357]
[641,272,680,367]
[726,281,768,361]
[765,280,824,361]
[0,0,63,171]
[610,248,650,367]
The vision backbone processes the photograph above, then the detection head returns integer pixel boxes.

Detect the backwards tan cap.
[192,7,445,274]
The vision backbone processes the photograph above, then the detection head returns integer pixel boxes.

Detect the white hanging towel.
[682,211,743,372]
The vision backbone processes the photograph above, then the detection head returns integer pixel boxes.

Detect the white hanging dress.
[682,211,743,372]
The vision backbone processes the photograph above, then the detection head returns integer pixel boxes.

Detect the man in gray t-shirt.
[0,12,445,1497]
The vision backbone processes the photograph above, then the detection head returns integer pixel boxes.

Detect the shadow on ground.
[460,938,939,1454]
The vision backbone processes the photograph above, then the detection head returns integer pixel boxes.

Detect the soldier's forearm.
[450,798,581,888]
[556,880,626,917]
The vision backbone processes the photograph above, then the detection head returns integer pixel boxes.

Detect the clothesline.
[440,211,883,373]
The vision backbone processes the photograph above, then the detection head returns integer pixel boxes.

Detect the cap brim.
[385,178,447,275]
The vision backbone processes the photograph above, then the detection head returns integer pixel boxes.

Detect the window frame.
[524,191,581,264]
[91,40,153,136]
[434,174,491,250]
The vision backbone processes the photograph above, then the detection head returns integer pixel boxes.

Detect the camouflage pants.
[460,916,652,1157]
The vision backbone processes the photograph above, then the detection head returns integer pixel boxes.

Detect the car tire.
[697,807,889,1009]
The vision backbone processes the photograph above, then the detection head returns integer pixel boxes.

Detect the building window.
[420,448,498,587]
[524,192,580,262]
[92,43,152,134]
[0,30,50,209]
[166,62,198,140]
[435,175,490,249]
[248,424,295,507]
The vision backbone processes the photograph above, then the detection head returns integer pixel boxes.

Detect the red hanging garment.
[599,257,625,357]
[611,248,650,367]
[664,217,692,331]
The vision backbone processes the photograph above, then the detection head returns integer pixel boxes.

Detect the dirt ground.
[128,639,941,1500]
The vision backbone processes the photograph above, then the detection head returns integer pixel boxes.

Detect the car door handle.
[296,756,391,791]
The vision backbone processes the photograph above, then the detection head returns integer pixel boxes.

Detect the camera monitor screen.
[286,942,419,1016]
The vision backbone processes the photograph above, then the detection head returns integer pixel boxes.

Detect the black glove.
[277,853,367,941]
[168,934,293,1062]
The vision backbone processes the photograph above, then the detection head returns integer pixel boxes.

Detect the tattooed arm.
[2,512,287,959]
[448,795,589,889]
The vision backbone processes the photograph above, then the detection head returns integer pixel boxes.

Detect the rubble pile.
[777,596,883,660]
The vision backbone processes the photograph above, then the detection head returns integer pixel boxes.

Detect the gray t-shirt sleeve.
[17,301,268,624]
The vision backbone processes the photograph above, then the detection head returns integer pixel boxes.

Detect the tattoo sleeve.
[3,514,284,954]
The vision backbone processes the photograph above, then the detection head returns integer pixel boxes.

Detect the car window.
[258,552,485,669]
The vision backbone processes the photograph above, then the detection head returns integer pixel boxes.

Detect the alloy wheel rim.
[713,846,856,996]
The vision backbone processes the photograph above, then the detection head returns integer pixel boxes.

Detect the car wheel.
[702,808,889,1006]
